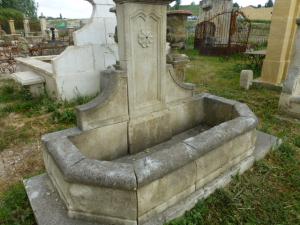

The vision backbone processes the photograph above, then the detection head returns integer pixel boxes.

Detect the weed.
[0,183,35,225]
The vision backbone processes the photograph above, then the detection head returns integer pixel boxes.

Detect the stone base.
[252,78,282,92]
[279,93,300,120]
[24,131,280,225]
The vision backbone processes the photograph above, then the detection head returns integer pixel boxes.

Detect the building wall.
[241,6,273,21]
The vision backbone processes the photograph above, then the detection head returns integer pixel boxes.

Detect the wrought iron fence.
[194,10,251,55]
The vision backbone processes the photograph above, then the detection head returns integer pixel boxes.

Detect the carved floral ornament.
[138,30,153,48]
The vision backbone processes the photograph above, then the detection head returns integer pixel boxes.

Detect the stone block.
[71,121,128,161]
[137,162,196,217]
[128,110,172,154]
[44,151,138,224]
[168,98,204,135]
[240,70,253,90]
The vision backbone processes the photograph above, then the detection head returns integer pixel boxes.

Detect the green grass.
[0,80,93,151]
[0,184,35,225]
[0,53,300,225]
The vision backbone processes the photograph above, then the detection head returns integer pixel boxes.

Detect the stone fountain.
[24,0,280,224]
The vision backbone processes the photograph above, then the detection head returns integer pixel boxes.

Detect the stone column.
[259,0,300,86]
[23,18,30,37]
[115,0,173,153]
[8,19,16,34]
[279,18,300,118]
[40,17,47,37]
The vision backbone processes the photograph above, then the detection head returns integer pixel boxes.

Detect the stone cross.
[8,19,16,35]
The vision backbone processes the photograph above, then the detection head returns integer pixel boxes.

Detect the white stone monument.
[279,19,300,118]
[240,70,253,90]
[14,0,118,101]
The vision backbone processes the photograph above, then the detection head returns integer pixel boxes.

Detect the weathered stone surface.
[137,162,196,216]
[203,94,237,125]
[71,121,128,160]
[128,111,172,154]
[133,143,198,186]
[195,131,256,189]
[168,97,204,135]
[44,152,138,223]
[76,70,129,131]
[240,70,253,90]
[184,117,257,153]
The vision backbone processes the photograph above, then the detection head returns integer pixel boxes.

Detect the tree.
[265,0,274,7]
[0,8,24,33]
[257,4,262,8]
[191,1,195,6]
[175,0,181,10]
[233,2,240,9]
[0,0,38,18]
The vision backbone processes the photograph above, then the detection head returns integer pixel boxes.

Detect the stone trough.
[24,0,279,225]
[41,91,258,225]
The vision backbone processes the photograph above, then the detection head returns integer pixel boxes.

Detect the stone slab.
[12,71,45,86]
[23,175,101,225]
[24,131,280,225]
[252,78,283,92]
[254,131,282,161]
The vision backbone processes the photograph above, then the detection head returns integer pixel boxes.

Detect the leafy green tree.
[233,2,240,9]
[0,0,38,18]
[265,0,274,7]
[0,8,24,33]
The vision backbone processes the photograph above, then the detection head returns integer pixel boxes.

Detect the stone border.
[25,130,281,225]
[42,94,258,190]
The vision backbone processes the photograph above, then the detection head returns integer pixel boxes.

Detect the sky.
[36,0,272,19]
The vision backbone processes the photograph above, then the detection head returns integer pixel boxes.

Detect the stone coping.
[16,57,54,77]
[167,10,193,16]
[42,94,258,191]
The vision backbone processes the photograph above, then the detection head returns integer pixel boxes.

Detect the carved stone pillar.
[115,0,173,153]
[279,19,300,118]
[8,19,16,34]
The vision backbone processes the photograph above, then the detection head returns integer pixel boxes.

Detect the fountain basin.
[42,78,258,225]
